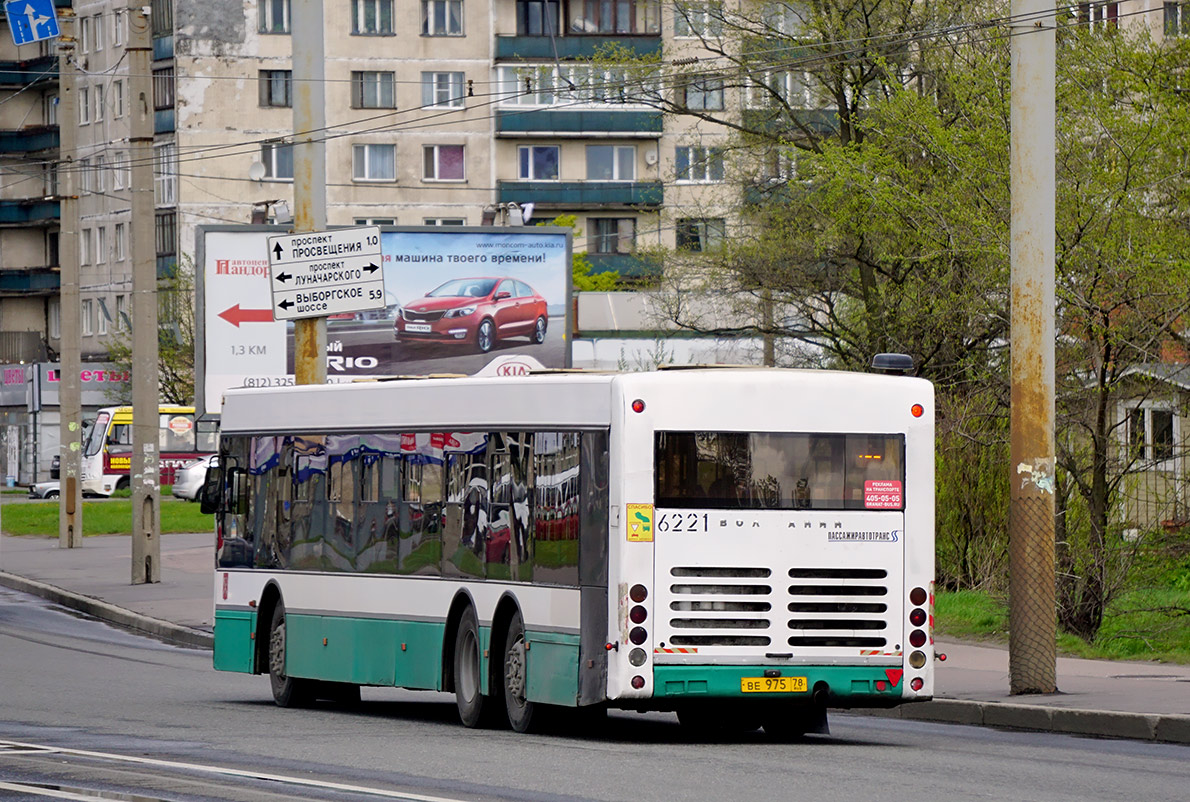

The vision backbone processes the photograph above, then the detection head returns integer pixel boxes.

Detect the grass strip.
[1,498,213,536]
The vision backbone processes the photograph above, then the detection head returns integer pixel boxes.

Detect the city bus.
[81,405,219,496]
[204,363,935,735]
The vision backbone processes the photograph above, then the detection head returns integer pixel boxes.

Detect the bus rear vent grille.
[668,566,773,646]
[787,567,890,648]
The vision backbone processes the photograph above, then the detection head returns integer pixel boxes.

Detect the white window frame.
[675,145,724,183]
[78,157,91,194]
[676,217,726,252]
[498,64,657,107]
[352,143,397,182]
[673,1,723,38]
[93,83,104,121]
[79,87,90,124]
[421,71,465,108]
[422,0,464,36]
[518,145,560,180]
[1123,401,1179,466]
[354,218,396,225]
[424,217,465,225]
[423,144,466,181]
[154,142,178,204]
[80,16,91,53]
[679,75,724,111]
[115,222,127,261]
[586,144,636,181]
[80,228,91,265]
[112,151,127,189]
[45,92,58,125]
[96,226,107,264]
[49,298,61,340]
[259,0,291,33]
[93,14,104,51]
[97,298,109,336]
[352,0,394,35]
[113,10,126,46]
[81,299,94,336]
[261,140,294,181]
[94,154,106,192]
[115,294,128,331]
[352,71,396,109]
[113,80,124,117]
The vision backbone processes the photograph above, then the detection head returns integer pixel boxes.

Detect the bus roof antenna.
[871,353,915,375]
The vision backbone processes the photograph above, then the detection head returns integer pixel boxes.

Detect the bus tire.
[268,602,313,708]
[453,606,489,727]
[115,476,129,492]
[503,611,537,733]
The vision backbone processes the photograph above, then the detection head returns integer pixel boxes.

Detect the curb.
[0,571,214,650]
[851,698,1190,745]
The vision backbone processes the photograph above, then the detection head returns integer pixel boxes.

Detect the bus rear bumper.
[640,664,920,709]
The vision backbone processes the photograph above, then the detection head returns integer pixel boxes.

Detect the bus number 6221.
[657,512,709,533]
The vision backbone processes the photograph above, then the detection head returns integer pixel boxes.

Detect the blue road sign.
[4,0,60,46]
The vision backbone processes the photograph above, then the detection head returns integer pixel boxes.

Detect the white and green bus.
[206,361,935,735]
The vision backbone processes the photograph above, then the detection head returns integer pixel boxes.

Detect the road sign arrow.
[363,262,380,274]
[278,299,294,310]
[275,271,293,283]
[218,304,274,328]
[273,242,284,259]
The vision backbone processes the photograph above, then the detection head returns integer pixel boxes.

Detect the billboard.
[196,226,572,418]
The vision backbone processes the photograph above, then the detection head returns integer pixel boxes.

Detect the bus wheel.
[453,606,489,727]
[503,611,537,733]
[268,602,312,708]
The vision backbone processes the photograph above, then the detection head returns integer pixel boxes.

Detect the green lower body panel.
[285,614,447,688]
[525,630,581,706]
[213,610,257,673]
[652,665,905,706]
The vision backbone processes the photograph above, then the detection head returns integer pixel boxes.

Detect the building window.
[153,67,175,110]
[79,87,90,124]
[518,145,559,180]
[586,145,635,180]
[95,226,107,264]
[572,0,660,34]
[80,16,91,52]
[352,0,394,34]
[155,211,177,262]
[352,144,397,181]
[675,145,724,182]
[259,70,292,107]
[673,1,723,37]
[47,231,59,268]
[677,75,724,110]
[80,228,92,265]
[82,300,94,337]
[1078,2,1118,30]
[352,71,396,108]
[517,0,560,35]
[93,84,104,121]
[423,0,463,35]
[93,14,104,50]
[261,141,294,180]
[259,0,290,33]
[113,80,125,117]
[421,72,465,108]
[590,218,635,254]
[112,151,126,189]
[97,298,109,336]
[45,92,57,125]
[115,223,127,261]
[1165,2,1190,35]
[115,294,128,331]
[94,154,106,192]
[423,144,465,181]
[113,10,126,46]
[154,142,178,205]
[676,217,725,251]
[425,218,465,225]
[78,157,91,193]
[49,298,61,340]
[1127,405,1176,462]
[150,0,172,36]
[354,218,396,225]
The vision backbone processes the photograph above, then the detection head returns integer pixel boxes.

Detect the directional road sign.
[266,226,387,321]
[4,0,60,46]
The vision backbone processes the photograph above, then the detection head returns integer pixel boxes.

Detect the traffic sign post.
[266,226,386,321]
[4,0,60,46]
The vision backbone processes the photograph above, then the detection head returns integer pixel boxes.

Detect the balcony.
[742,108,838,140]
[0,126,58,153]
[497,108,661,137]
[498,180,662,208]
[0,267,59,294]
[0,56,57,88]
[155,108,175,134]
[586,252,660,278]
[495,35,661,61]
[0,199,59,225]
[153,35,174,61]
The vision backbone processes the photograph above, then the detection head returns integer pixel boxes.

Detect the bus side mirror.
[199,465,223,515]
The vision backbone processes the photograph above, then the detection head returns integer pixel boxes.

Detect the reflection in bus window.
[655,431,905,511]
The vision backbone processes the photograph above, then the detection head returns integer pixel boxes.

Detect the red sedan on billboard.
[394,277,549,353]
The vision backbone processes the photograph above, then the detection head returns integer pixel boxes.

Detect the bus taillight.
[910,677,924,691]
[629,584,648,602]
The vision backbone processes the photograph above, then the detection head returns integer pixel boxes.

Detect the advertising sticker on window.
[864,480,903,509]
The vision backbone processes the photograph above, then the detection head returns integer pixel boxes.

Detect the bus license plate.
[405,323,432,333]
[741,677,808,693]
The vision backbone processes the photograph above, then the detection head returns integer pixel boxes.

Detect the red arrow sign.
[218,305,274,327]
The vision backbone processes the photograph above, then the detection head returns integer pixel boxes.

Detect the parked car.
[172,454,217,501]
[28,481,60,499]
[394,277,548,353]
[50,454,60,479]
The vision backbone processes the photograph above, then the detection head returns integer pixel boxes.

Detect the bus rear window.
[654,431,905,511]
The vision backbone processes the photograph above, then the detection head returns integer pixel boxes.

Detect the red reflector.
[629,605,648,624]
[629,584,648,603]
[909,629,927,648]
[875,680,886,692]
[909,586,928,606]
[631,399,645,413]
[885,668,903,687]
[631,675,645,689]
[911,403,924,418]
[910,677,924,692]
[909,607,927,627]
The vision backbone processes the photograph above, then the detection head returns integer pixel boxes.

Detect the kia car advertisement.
[198,226,571,418]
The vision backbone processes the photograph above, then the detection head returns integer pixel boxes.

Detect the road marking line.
[0,740,472,802]
[0,781,111,801]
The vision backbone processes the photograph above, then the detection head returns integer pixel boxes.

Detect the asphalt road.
[1,587,1187,802]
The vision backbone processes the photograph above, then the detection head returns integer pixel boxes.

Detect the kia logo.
[496,362,532,376]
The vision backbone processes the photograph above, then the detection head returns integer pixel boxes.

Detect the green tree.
[539,214,620,291]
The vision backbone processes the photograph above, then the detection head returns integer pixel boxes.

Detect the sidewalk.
[1,532,1188,744]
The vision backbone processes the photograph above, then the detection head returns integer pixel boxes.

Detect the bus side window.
[110,423,132,446]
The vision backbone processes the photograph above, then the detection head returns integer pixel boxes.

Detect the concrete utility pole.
[1008,0,1057,695]
[57,11,83,549]
[291,0,327,385]
[129,5,160,583]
